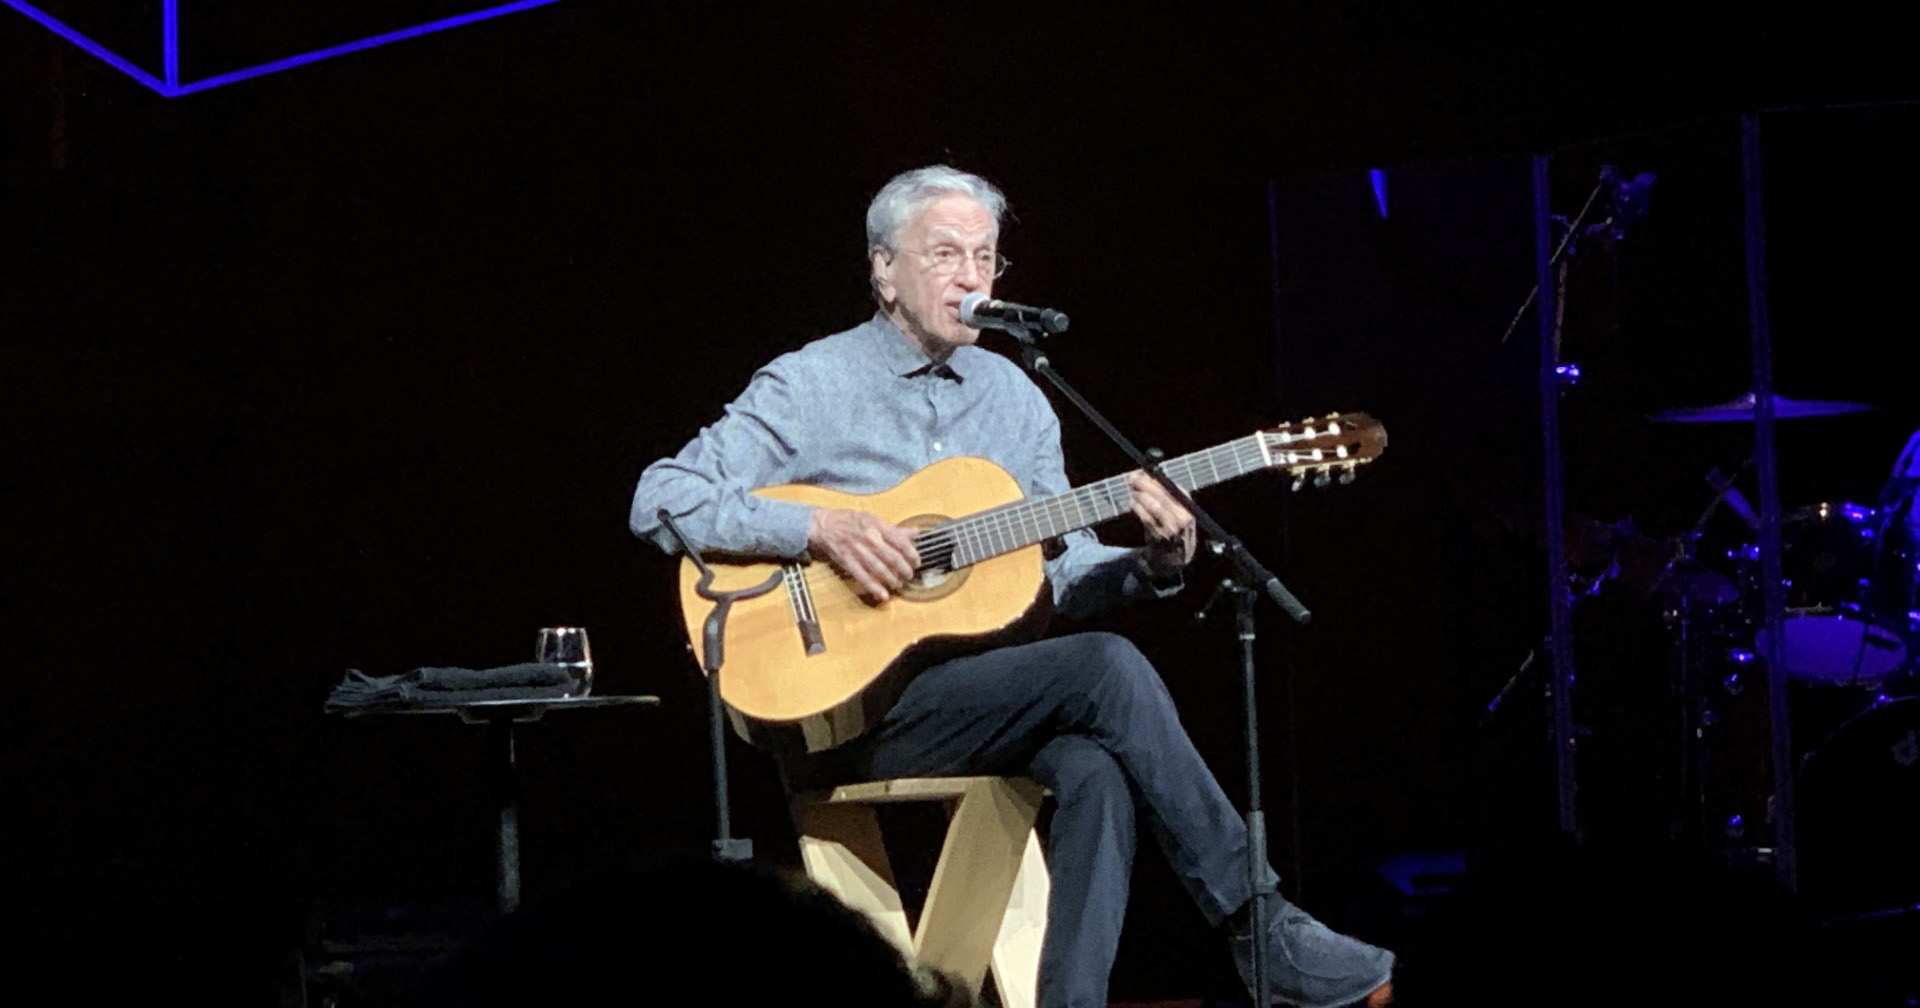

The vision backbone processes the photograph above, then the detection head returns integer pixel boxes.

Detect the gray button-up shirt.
[629,314,1162,619]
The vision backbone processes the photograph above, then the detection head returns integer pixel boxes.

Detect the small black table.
[335,695,660,913]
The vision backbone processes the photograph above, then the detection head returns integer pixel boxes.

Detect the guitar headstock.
[1259,412,1388,490]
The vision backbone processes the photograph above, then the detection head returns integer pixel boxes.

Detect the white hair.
[864,165,1007,256]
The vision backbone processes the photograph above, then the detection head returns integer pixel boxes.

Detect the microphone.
[959,292,1070,335]
[1611,169,1656,231]
[1706,466,1761,532]
[1719,484,1761,533]
[1592,164,1657,240]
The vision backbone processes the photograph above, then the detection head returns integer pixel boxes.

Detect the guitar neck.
[919,434,1268,570]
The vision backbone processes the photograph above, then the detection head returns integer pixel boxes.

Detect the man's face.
[873,195,998,358]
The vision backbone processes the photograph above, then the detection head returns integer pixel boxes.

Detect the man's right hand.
[807,507,922,602]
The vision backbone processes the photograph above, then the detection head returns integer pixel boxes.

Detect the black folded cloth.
[325,662,575,713]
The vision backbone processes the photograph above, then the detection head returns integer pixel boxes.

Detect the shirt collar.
[862,313,969,382]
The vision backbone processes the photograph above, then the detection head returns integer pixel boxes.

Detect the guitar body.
[678,455,1052,755]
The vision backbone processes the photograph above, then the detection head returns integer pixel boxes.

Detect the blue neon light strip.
[163,0,179,89]
[171,0,564,95]
[4,0,170,94]
[4,0,563,97]
[1369,169,1389,219]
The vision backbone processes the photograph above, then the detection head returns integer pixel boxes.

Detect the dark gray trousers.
[842,632,1259,1008]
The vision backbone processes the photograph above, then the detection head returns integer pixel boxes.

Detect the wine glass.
[535,626,594,696]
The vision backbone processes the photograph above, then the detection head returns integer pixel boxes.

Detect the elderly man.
[629,165,1393,1008]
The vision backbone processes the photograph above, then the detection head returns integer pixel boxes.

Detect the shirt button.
[932,441,943,452]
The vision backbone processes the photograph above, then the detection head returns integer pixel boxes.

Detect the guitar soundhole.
[899,513,968,602]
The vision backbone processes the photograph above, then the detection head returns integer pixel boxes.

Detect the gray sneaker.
[1228,894,1395,1008]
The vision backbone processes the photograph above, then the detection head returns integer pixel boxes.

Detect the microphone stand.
[1496,166,1616,346]
[999,322,1307,1006]
[656,507,782,864]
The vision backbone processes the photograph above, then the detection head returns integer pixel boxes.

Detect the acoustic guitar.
[677,412,1387,754]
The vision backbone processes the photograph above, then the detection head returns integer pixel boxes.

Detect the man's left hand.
[1129,472,1198,579]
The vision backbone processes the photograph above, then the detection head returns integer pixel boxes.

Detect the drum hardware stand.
[1669,537,1706,847]
[655,508,770,864]
[1499,156,1662,841]
[1741,112,1798,889]
[1675,461,1756,848]
[1478,558,1618,732]
[1669,566,1755,852]
[1499,164,1636,345]
[1528,154,1583,838]
[1478,647,1540,731]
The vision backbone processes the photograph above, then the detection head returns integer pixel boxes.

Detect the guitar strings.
[795,435,1275,594]
[782,562,818,626]
[789,424,1376,595]
[907,437,1263,563]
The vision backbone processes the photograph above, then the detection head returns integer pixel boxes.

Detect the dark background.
[4,3,1917,1003]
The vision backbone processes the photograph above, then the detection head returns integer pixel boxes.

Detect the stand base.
[712,837,755,862]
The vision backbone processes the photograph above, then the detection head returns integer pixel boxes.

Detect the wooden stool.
[792,776,1050,1008]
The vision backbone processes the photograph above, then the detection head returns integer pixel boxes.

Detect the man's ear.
[871,249,897,305]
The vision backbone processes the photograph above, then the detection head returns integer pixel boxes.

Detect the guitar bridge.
[783,563,826,656]
[797,618,824,655]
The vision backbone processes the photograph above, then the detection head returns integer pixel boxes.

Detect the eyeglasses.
[898,245,1011,280]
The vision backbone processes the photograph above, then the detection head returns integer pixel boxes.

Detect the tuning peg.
[1290,475,1305,492]
[1338,467,1356,485]
[1313,470,1332,489]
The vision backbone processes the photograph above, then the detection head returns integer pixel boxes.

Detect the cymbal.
[1647,392,1875,423]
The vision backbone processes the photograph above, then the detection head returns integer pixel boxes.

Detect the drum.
[1797,696,1920,918]
[1749,502,1910,688]
[1693,662,1878,855]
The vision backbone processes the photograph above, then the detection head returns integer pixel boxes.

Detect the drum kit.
[1578,392,1920,917]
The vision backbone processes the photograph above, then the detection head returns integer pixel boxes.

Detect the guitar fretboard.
[912,434,1270,571]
